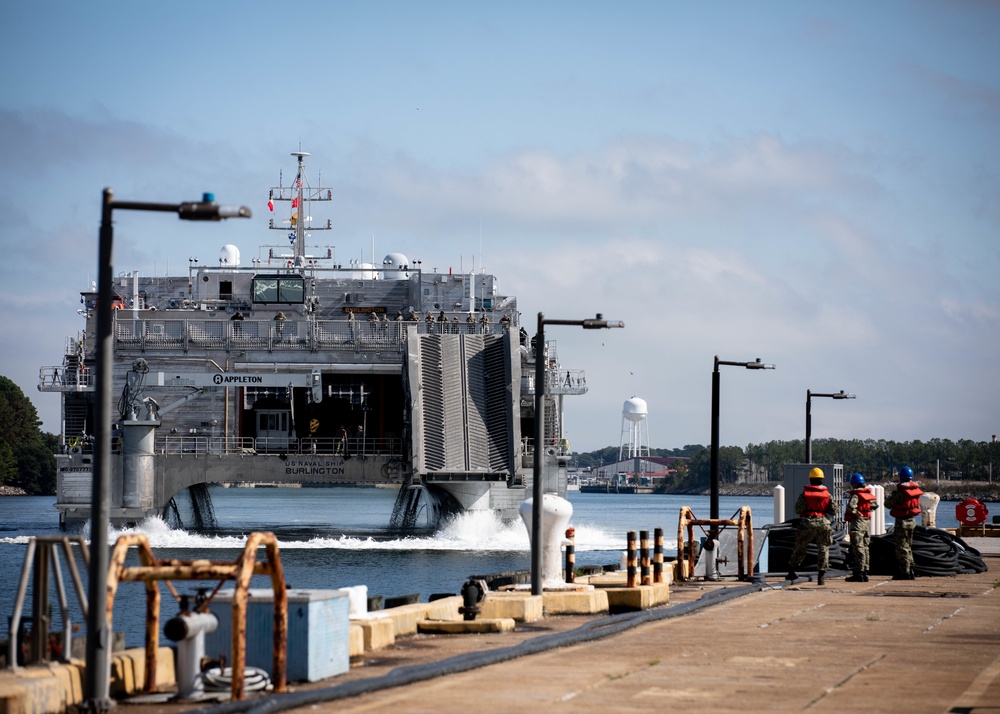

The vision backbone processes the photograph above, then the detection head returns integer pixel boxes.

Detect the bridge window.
[252,275,305,304]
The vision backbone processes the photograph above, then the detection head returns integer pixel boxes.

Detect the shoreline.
[4,482,997,502]
[660,481,1000,502]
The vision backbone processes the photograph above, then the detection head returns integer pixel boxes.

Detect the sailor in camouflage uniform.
[844,472,878,582]
[787,467,839,585]
[884,466,924,579]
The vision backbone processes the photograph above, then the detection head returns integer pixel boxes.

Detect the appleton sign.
[153,371,323,402]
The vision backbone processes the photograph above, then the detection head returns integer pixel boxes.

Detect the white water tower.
[619,396,650,461]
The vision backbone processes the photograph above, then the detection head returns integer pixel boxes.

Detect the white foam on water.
[1,511,672,552]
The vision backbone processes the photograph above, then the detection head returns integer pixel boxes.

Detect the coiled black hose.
[764,519,848,572]
[870,526,988,576]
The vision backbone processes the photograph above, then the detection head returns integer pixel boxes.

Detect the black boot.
[861,572,869,582]
[817,572,825,586]
[786,570,798,581]
[845,572,863,582]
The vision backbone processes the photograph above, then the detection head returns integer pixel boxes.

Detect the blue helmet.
[898,466,914,481]
[850,473,865,486]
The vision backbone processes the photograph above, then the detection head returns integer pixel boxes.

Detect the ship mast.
[268,151,333,267]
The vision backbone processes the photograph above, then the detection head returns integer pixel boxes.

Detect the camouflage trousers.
[847,519,871,572]
[893,516,917,573]
[790,516,832,572]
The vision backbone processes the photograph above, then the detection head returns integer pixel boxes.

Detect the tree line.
[570,437,1000,491]
[3,368,997,498]
[0,376,57,494]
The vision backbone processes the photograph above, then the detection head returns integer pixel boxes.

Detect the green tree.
[0,441,17,486]
[0,376,57,494]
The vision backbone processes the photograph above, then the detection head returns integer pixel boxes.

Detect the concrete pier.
[5,542,998,713]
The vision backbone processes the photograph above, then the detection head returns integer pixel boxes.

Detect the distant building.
[596,456,690,485]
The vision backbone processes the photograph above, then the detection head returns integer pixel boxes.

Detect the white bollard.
[871,484,886,536]
[773,484,785,524]
[921,492,940,528]
[519,494,574,589]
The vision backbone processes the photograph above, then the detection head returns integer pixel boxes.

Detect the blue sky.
[1,1,997,453]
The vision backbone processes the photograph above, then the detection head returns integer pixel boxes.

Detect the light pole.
[532,313,623,595]
[991,434,996,485]
[85,190,250,713]
[709,357,775,548]
[804,390,856,463]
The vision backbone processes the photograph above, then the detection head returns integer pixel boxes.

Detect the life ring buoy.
[956,498,989,526]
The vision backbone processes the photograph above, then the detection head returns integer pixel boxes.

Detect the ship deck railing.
[112,316,512,353]
[522,368,588,396]
[38,365,94,392]
[157,434,405,457]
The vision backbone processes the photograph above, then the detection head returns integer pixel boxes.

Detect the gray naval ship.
[39,151,589,529]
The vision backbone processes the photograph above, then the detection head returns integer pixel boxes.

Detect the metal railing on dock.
[676,505,755,582]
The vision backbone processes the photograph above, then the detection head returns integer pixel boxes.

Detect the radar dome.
[382,252,410,279]
[219,244,241,267]
[622,397,648,422]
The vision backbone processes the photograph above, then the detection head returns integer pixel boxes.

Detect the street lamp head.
[745,358,775,370]
[179,193,252,221]
[582,313,625,329]
[809,389,857,400]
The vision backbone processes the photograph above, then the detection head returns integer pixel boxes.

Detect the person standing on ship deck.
[336,425,348,456]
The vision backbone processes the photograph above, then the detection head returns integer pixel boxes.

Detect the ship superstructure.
[39,152,588,528]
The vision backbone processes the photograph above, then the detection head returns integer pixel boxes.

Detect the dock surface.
[118,541,1000,714]
[11,542,998,714]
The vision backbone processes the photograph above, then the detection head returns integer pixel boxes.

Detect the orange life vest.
[890,481,924,519]
[801,485,831,518]
[845,487,875,521]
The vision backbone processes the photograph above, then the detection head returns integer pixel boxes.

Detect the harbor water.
[0,486,966,648]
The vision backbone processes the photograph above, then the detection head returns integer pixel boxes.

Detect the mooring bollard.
[565,527,576,583]
[626,530,637,587]
[653,527,664,583]
[640,529,651,585]
[459,579,486,621]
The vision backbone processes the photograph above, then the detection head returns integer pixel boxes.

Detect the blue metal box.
[205,588,350,682]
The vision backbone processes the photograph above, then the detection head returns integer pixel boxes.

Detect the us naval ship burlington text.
[39,151,586,529]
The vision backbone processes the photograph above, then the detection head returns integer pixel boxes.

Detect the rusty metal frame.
[106,531,287,701]
[676,506,755,582]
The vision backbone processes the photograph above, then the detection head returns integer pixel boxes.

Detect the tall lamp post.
[85,190,250,713]
[709,357,775,550]
[532,313,623,595]
[804,389,856,463]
